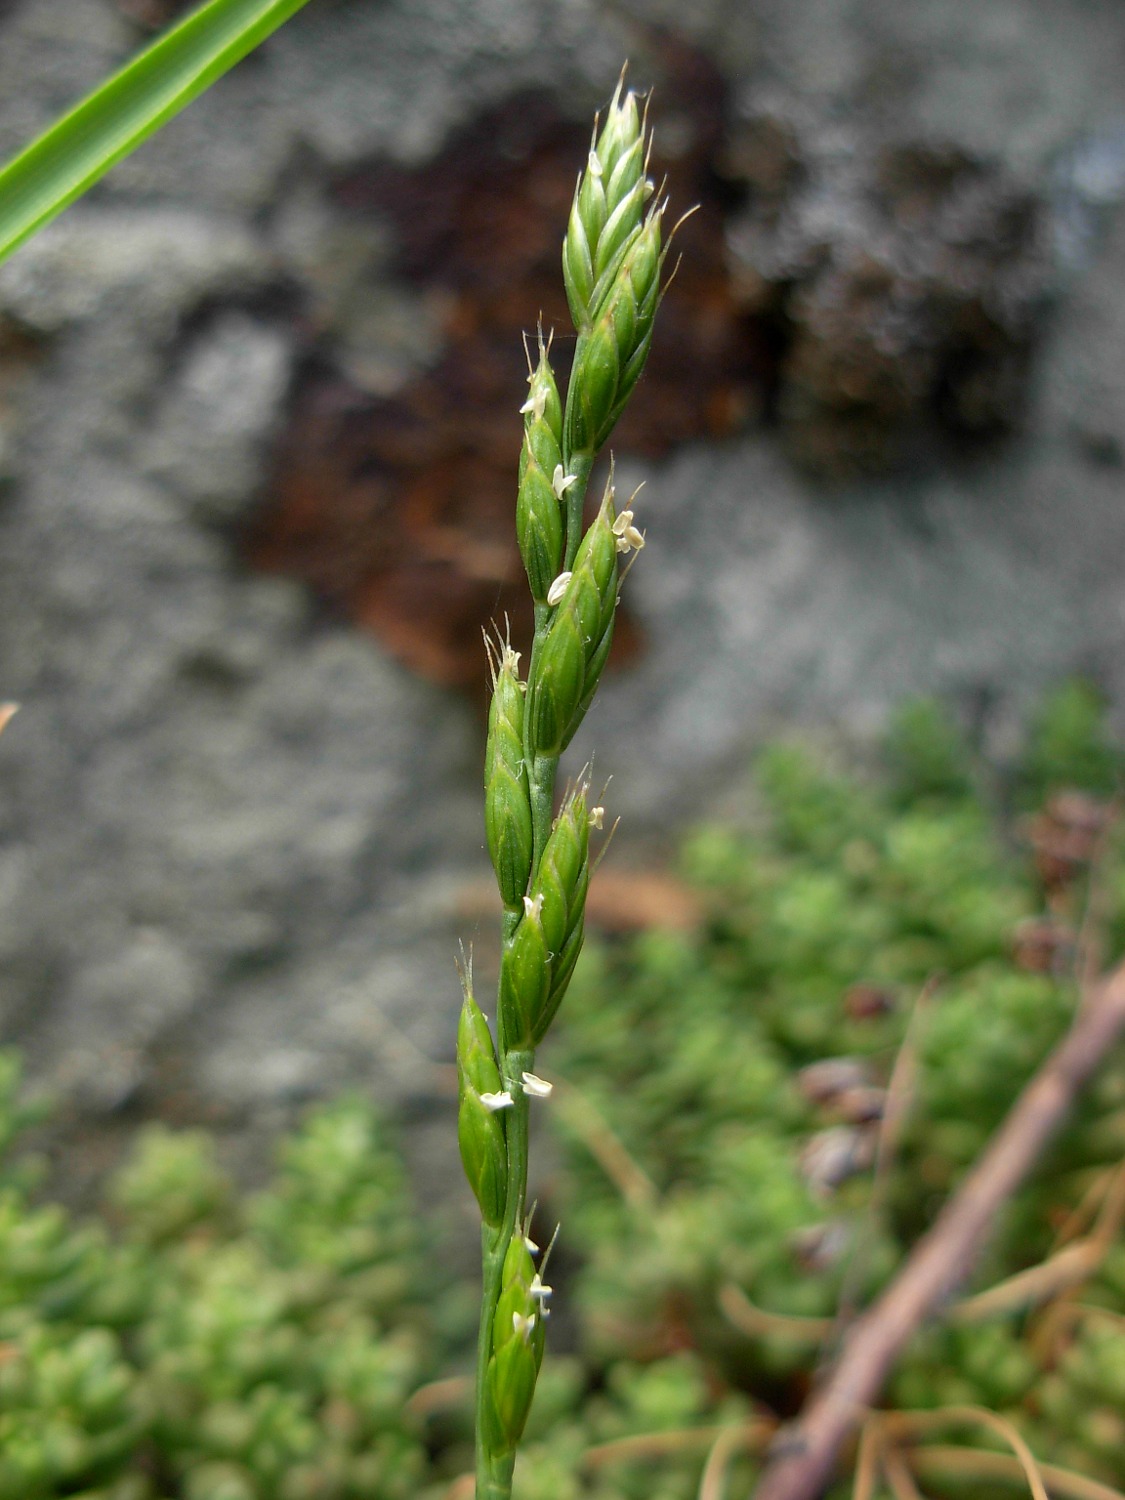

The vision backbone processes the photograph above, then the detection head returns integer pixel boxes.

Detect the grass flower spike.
[486,1235,546,1454]
[560,75,667,545]
[562,78,648,334]
[484,638,533,913]
[564,207,666,464]
[459,72,673,1498]
[456,973,509,1230]
[527,482,619,758]
[516,338,565,603]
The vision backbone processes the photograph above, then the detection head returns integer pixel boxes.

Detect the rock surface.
[0,0,1122,1192]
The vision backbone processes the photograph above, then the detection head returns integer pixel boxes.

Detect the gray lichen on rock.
[724,96,1054,474]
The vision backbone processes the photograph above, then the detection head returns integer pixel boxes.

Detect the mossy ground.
[4,682,1125,1499]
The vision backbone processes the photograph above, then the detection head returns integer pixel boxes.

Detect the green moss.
[1020,679,1123,802]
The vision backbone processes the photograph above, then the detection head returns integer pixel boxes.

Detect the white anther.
[522,892,544,921]
[589,806,605,830]
[588,150,603,178]
[529,1274,553,1302]
[552,464,578,499]
[546,571,572,606]
[519,382,547,422]
[502,645,522,673]
[521,1071,553,1099]
[512,1310,536,1342]
[612,509,645,554]
[524,1235,540,1255]
[480,1091,514,1112]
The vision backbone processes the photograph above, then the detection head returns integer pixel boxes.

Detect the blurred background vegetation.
[2,1,1125,1494]
[2,684,1125,1497]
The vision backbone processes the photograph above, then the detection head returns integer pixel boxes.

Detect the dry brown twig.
[582,1420,774,1475]
[719,1282,832,1345]
[953,1157,1125,1325]
[907,1446,1125,1500]
[848,1406,1125,1500]
[880,1406,1049,1500]
[751,955,1125,1500]
[697,1423,766,1500]
[880,1444,923,1500]
[849,1421,881,1500]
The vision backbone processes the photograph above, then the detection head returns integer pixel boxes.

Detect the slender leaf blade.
[0,0,314,264]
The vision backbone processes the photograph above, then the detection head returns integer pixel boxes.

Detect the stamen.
[546,571,572,607]
[552,464,578,499]
[480,1091,514,1112]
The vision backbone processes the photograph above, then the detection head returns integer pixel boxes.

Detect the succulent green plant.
[0,1080,440,1500]
[459,74,670,1500]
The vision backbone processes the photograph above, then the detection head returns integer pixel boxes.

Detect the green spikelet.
[542,907,587,1034]
[530,783,589,957]
[456,976,508,1229]
[498,896,550,1051]
[527,481,619,758]
[484,640,534,910]
[527,785,592,1043]
[516,339,565,603]
[564,203,665,463]
[486,1235,547,1452]
[563,76,649,334]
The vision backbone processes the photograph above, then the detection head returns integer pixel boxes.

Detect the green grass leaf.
[0,0,314,264]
